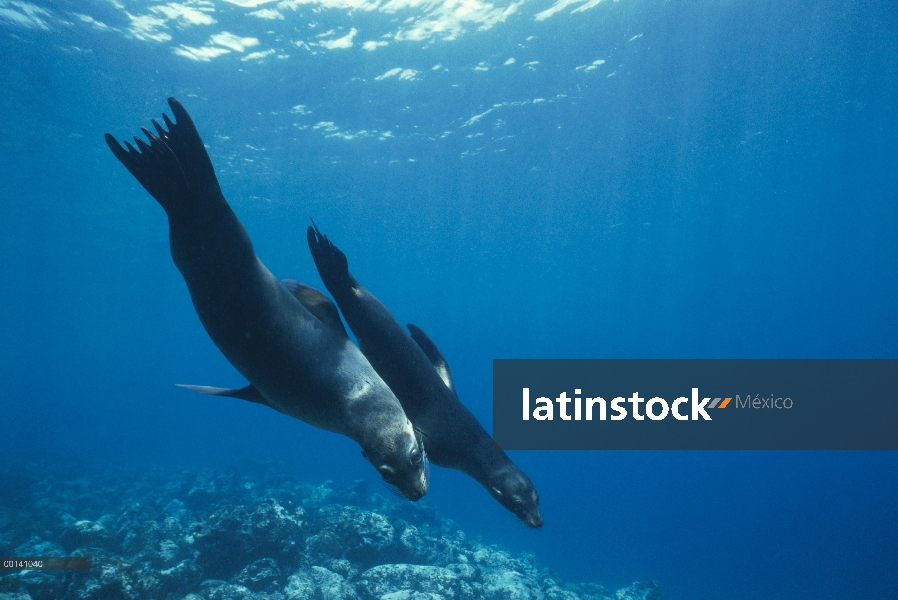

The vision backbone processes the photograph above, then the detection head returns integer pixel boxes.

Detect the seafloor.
[0,464,661,600]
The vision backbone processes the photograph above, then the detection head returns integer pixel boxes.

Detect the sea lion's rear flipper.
[306,221,358,296]
[104,98,223,217]
[175,383,268,406]
[406,324,457,396]
[282,279,349,338]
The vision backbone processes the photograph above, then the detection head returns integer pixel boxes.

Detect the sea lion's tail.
[307,221,356,296]
[104,98,223,217]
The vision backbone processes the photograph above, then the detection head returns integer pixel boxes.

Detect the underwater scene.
[0,0,896,598]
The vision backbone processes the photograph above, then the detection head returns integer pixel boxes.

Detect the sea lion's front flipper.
[175,383,268,406]
[105,98,223,217]
[406,324,457,396]
[282,279,349,338]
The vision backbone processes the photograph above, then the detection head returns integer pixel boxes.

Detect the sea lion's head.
[362,417,429,502]
[489,467,543,528]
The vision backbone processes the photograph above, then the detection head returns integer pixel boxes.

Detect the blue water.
[1,0,896,598]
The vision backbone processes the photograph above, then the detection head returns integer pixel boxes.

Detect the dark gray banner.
[493,359,898,450]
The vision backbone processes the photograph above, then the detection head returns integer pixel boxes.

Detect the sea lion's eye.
[411,450,422,467]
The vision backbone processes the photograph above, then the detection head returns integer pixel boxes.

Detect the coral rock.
[358,564,473,600]
[614,581,662,600]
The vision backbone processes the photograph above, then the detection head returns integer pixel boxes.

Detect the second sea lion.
[307,223,542,527]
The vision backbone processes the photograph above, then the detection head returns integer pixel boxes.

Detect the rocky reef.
[0,465,662,600]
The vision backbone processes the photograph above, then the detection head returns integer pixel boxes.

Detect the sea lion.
[104,98,427,501]
[307,223,543,527]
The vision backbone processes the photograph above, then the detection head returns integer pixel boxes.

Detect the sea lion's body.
[105,98,427,500]
[307,225,542,527]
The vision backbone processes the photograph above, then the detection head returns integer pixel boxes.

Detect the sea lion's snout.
[507,492,543,528]
[490,470,544,527]
[363,421,429,502]
[374,461,427,501]
[524,509,544,528]
[405,478,428,502]
[389,421,429,501]
[394,437,429,502]
[520,487,543,528]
